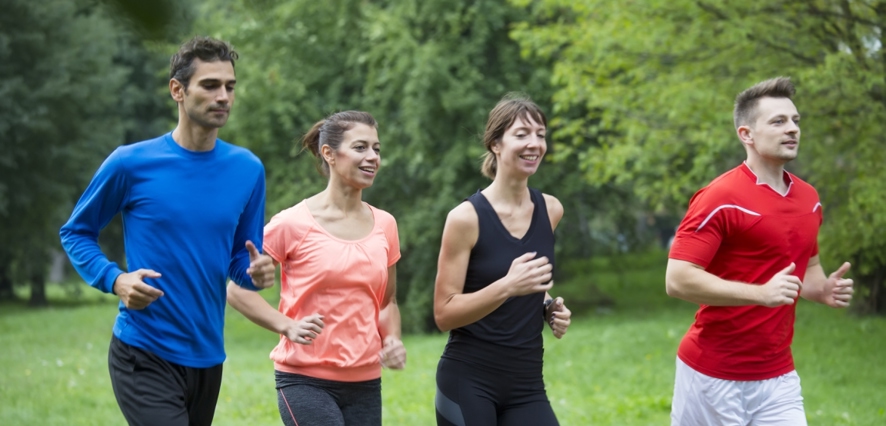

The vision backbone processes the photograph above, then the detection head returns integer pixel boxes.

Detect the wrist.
[492,276,516,299]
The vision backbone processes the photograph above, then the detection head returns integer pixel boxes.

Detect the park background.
[1,0,884,424]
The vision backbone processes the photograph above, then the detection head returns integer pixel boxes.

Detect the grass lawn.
[2,251,885,425]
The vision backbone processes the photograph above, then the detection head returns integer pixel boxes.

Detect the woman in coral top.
[227,111,405,426]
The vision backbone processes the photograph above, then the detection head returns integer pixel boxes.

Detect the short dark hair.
[169,36,238,89]
[301,111,378,177]
[481,93,547,179]
[733,77,795,128]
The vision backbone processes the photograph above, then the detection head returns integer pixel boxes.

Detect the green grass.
[2,252,885,425]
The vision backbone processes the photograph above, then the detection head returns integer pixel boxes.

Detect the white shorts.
[670,358,807,426]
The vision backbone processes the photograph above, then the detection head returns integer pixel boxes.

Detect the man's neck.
[745,157,789,195]
[171,120,219,152]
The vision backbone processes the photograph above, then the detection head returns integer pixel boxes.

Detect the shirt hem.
[273,362,381,382]
[677,353,795,381]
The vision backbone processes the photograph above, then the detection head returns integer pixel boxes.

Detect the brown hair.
[481,93,548,179]
[169,36,238,89]
[733,77,795,128]
[301,111,378,176]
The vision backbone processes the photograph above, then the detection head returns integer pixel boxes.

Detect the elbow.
[58,225,76,252]
[433,309,453,333]
[225,282,242,308]
[434,316,449,333]
[665,273,684,299]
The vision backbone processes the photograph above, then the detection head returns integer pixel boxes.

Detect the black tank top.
[441,188,555,372]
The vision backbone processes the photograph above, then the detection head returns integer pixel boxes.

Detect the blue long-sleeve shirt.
[60,133,266,368]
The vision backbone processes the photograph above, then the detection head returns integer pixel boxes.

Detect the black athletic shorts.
[108,335,223,426]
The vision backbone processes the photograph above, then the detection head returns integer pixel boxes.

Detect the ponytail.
[301,120,327,175]
[481,152,497,179]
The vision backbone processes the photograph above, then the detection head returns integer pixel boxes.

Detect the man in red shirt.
[666,77,855,425]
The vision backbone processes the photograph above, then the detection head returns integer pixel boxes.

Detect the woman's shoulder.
[270,200,309,222]
[366,203,396,224]
[533,189,564,229]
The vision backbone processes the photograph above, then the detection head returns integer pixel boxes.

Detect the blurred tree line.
[1,0,881,325]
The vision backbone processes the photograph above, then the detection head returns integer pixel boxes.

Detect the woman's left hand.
[546,297,571,339]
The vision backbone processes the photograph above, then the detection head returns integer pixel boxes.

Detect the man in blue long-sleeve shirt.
[59,36,276,426]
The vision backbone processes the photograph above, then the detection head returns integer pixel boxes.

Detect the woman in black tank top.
[433,94,572,426]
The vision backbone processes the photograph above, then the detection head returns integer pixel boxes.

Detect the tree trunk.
[872,265,885,315]
[851,263,885,316]
[28,269,48,307]
[0,263,13,300]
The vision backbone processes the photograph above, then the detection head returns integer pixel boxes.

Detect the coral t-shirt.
[262,201,400,382]
[669,163,822,381]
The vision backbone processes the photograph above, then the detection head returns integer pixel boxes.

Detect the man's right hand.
[759,263,802,307]
[113,269,164,309]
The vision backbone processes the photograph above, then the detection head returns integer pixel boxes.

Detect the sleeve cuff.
[101,267,125,294]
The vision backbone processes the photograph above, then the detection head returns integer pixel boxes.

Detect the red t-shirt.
[669,163,822,381]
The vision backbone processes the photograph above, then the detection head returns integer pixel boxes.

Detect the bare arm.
[226,280,293,334]
[541,194,570,338]
[378,264,406,369]
[801,255,853,308]
[434,202,553,332]
[379,265,401,340]
[543,193,564,230]
[227,273,324,345]
[665,259,801,307]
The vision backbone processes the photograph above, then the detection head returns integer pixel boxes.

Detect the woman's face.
[324,123,381,189]
[493,115,547,177]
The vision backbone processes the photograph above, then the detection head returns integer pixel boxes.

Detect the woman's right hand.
[504,252,553,297]
[282,313,325,345]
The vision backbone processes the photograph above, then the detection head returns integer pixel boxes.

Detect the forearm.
[60,226,123,294]
[226,282,289,334]
[435,278,511,331]
[59,153,127,293]
[379,302,402,340]
[800,262,828,304]
[665,260,762,306]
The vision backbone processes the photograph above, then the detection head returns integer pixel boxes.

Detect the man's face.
[741,97,801,163]
[175,59,236,129]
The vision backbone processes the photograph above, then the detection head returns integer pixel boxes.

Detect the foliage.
[510,0,886,313]
[0,0,195,303]
[0,0,129,304]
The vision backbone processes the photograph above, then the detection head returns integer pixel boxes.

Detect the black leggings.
[275,371,381,426]
[435,357,559,426]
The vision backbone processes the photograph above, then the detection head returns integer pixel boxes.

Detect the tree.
[0,0,128,305]
[511,0,886,313]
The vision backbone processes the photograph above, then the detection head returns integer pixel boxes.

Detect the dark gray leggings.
[275,371,381,426]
